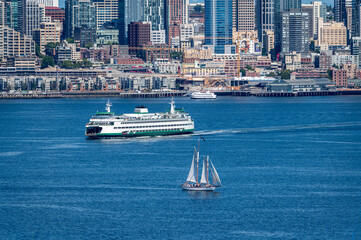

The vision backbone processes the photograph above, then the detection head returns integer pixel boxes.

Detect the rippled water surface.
[1,96,361,239]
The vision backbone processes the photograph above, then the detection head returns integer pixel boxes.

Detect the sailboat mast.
[206,156,209,184]
[196,137,200,184]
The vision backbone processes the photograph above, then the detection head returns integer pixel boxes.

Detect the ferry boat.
[181,137,222,191]
[190,91,217,99]
[85,98,194,138]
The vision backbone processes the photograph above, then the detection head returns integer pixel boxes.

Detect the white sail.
[200,157,207,184]
[210,160,222,186]
[186,147,197,183]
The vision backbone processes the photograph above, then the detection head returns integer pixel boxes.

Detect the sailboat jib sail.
[210,160,222,186]
[186,147,197,183]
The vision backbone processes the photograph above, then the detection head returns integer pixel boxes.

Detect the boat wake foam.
[193,122,361,136]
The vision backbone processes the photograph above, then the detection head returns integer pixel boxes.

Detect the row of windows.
[131,128,183,133]
[114,123,192,129]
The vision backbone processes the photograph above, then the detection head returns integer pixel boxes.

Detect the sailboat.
[181,138,222,191]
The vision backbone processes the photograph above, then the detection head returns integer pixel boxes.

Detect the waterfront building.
[128,22,151,55]
[33,22,61,53]
[332,69,348,87]
[118,0,143,45]
[93,0,117,29]
[281,9,309,54]
[205,0,233,54]
[267,78,334,92]
[0,25,35,58]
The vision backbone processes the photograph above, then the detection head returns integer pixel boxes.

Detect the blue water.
[1,96,361,239]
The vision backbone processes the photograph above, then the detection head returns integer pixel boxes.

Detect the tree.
[239,68,246,77]
[35,44,44,58]
[85,43,93,48]
[327,69,332,80]
[267,72,277,77]
[170,51,183,61]
[194,4,203,12]
[41,82,45,91]
[81,59,93,68]
[45,42,59,57]
[61,60,74,69]
[41,56,55,69]
[281,70,291,79]
[66,38,75,43]
[246,65,254,71]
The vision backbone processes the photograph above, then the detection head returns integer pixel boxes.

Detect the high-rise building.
[0,0,6,25]
[352,0,360,37]
[45,6,65,23]
[317,21,347,50]
[256,0,274,45]
[234,0,255,31]
[93,0,118,29]
[205,0,233,54]
[281,9,309,54]
[301,4,313,40]
[143,0,166,31]
[312,1,326,39]
[274,0,301,53]
[334,0,346,23]
[351,37,361,68]
[5,0,21,32]
[33,22,61,53]
[0,25,35,58]
[21,0,45,37]
[168,0,189,44]
[118,0,143,45]
[73,0,97,46]
[65,0,74,38]
[128,22,151,55]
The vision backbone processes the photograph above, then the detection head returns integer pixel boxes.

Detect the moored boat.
[190,91,217,99]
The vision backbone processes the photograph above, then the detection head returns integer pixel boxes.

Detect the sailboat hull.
[181,185,216,191]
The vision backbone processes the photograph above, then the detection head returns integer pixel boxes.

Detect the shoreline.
[1,90,361,99]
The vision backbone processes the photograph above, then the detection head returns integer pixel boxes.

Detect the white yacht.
[190,91,217,99]
[85,98,194,138]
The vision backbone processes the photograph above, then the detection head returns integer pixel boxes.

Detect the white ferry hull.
[86,128,194,138]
